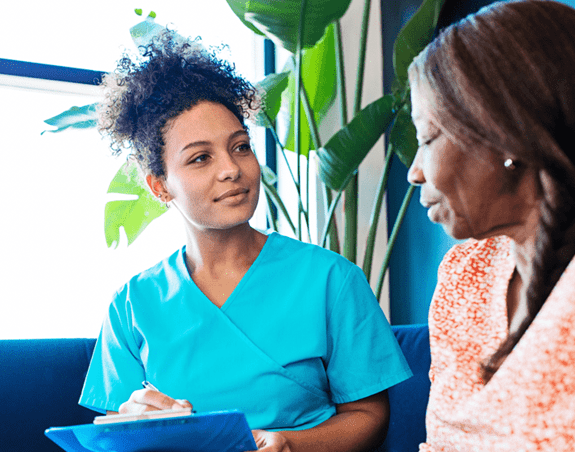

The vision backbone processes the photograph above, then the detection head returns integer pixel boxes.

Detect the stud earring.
[504,158,516,170]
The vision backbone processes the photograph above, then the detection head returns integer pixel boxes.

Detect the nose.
[217,153,241,181]
[407,151,425,185]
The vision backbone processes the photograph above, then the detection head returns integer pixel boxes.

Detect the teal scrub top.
[79,232,412,431]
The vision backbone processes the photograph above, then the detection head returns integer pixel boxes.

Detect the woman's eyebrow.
[179,129,248,154]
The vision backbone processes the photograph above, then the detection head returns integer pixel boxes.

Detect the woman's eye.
[190,154,209,164]
[418,136,436,149]
[235,143,252,153]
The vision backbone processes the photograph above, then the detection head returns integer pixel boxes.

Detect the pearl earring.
[504,158,516,170]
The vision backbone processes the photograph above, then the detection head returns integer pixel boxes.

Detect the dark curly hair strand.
[97,30,259,177]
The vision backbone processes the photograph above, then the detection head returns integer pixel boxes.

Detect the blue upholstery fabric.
[0,339,96,452]
[380,324,431,452]
[0,325,430,452]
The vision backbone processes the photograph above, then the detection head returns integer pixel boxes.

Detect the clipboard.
[45,410,257,452]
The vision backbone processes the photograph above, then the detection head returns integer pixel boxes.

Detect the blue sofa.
[0,324,430,452]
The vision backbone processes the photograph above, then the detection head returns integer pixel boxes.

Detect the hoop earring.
[504,158,516,170]
[157,193,170,209]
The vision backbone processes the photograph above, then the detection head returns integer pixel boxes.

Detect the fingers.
[175,399,193,409]
[118,388,193,414]
[249,429,291,452]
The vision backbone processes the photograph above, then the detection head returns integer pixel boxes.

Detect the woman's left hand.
[249,429,291,452]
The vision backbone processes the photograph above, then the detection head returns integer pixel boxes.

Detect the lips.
[215,187,249,202]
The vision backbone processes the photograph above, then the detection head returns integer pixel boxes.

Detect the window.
[1,1,265,338]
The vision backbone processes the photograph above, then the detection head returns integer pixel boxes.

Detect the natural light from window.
[0,1,265,339]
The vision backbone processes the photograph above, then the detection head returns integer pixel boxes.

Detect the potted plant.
[43,0,445,301]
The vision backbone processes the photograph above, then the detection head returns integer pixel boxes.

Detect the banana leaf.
[254,71,291,127]
[41,104,97,134]
[317,95,397,192]
[105,161,167,248]
[388,101,419,167]
[283,24,337,156]
[225,0,352,53]
[393,0,446,89]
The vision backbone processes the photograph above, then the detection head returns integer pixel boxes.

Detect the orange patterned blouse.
[421,235,575,451]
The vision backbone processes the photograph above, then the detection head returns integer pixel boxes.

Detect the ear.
[146,174,171,202]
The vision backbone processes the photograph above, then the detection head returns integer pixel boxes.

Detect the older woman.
[79,31,411,452]
[407,0,575,449]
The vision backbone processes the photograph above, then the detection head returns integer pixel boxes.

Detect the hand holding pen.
[117,380,193,415]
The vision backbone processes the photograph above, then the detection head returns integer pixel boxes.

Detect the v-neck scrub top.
[80,232,411,431]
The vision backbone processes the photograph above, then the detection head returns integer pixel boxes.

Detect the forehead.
[410,81,436,127]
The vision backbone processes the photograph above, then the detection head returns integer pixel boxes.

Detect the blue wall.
[386,161,457,325]
[383,0,575,325]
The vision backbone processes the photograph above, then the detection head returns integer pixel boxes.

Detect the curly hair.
[98,30,259,177]
[409,0,575,383]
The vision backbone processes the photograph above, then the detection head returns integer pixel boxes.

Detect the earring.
[157,193,170,209]
[504,158,516,170]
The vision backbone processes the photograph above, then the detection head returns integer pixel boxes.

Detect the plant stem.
[343,176,358,263]
[263,113,298,189]
[343,0,371,264]
[322,187,340,251]
[362,146,394,280]
[375,184,416,301]
[262,112,310,236]
[320,187,345,248]
[262,178,297,236]
[354,0,371,115]
[264,190,279,232]
[335,21,348,127]
[294,0,307,241]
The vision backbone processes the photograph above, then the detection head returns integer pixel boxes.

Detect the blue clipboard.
[45,410,257,452]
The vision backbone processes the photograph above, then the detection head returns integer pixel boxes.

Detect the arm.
[251,390,389,452]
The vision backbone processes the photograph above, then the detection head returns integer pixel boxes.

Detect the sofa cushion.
[381,324,431,452]
[0,338,96,452]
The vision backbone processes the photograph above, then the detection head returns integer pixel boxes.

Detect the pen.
[142,381,159,392]
[142,380,196,413]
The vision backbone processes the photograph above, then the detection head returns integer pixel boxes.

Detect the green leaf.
[134,8,143,16]
[260,164,278,185]
[284,24,337,156]
[41,104,97,134]
[393,0,446,89]
[225,0,267,36]
[388,101,418,167]
[254,71,291,127]
[105,161,167,248]
[225,0,352,53]
[317,95,397,191]
[130,15,165,48]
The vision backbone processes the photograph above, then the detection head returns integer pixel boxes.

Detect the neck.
[184,223,266,275]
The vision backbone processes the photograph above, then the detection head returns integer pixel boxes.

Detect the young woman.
[79,31,411,452]
[407,0,575,449]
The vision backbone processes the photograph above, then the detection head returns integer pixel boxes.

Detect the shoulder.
[265,232,355,273]
[112,246,185,306]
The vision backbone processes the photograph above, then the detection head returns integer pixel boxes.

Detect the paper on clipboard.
[45,409,257,452]
[92,407,193,424]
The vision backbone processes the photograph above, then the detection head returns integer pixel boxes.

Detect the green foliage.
[388,101,419,168]
[224,0,352,53]
[317,95,397,191]
[254,71,291,127]
[42,104,97,134]
[104,161,167,248]
[393,0,446,89]
[42,1,445,274]
[283,24,337,156]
